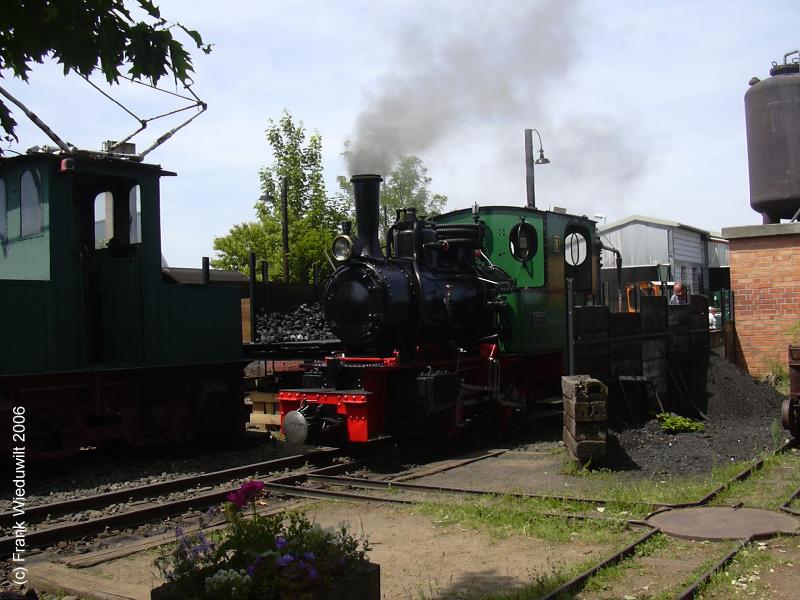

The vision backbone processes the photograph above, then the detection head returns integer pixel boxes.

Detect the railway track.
[251,439,799,600]
[0,448,343,557]
[7,438,796,599]
[0,436,507,558]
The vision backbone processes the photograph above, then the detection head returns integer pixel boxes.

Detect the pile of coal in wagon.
[256,303,336,343]
[609,353,788,477]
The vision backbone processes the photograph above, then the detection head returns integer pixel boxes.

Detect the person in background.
[708,306,719,329]
[669,281,688,305]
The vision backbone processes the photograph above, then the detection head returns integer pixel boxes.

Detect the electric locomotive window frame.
[20,168,43,238]
[0,178,6,243]
[508,221,539,263]
[129,185,142,244]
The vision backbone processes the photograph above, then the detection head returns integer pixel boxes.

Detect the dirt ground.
[58,499,629,600]
[13,354,799,600]
[18,445,800,600]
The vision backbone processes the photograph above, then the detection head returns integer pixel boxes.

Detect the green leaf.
[178,24,204,48]
[0,0,208,140]
[0,99,20,142]
[136,0,161,19]
[168,39,192,81]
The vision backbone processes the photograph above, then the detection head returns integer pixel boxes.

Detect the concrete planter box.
[151,561,380,600]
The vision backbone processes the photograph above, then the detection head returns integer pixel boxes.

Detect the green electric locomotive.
[0,150,244,458]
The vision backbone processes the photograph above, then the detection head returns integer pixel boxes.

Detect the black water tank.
[744,53,800,224]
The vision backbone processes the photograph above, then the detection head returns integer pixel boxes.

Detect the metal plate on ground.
[647,506,799,541]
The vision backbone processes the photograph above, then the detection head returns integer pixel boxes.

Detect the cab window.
[0,179,6,241]
[509,221,538,262]
[564,232,588,266]
[129,185,141,244]
[20,169,43,237]
[94,192,113,249]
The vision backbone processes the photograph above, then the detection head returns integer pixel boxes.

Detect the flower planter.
[150,561,380,600]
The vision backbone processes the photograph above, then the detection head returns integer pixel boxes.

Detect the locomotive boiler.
[323,174,506,359]
[279,173,601,445]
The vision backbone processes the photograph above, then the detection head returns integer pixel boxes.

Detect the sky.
[2,0,798,267]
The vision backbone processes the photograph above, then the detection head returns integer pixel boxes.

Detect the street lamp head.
[534,148,550,165]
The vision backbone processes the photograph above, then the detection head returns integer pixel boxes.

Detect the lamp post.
[524,128,550,209]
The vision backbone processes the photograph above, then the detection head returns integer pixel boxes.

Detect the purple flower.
[304,551,316,561]
[241,480,265,502]
[226,489,247,509]
[278,553,295,567]
[275,536,287,550]
[227,480,265,509]
[247,555,264,577]
[307,566,318,581]
[188,532,213,560]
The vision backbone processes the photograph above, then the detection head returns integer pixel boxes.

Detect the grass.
[560,454,752,510]
[579,533,669,593]
[415,495,629,544]
[761,357,790,396]
[694,541,784,599]
[407,442,795,600]
[713,447,800,509]
[477,560,592,600]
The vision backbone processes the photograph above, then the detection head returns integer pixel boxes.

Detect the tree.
[213,111,350,283]
[338,146,448,241]
[0,0,210,145]
[381,155,447,219]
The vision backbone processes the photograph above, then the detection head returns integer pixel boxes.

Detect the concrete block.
[563,426,607,463]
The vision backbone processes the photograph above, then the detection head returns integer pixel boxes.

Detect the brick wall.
[728,233,800,376]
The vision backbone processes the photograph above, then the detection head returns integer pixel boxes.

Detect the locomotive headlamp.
[332,235,354,262]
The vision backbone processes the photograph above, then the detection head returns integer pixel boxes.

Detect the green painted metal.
[0,153,242,378]
[0,159,51,280]
[434,205,599,356]
[435,206,545,288]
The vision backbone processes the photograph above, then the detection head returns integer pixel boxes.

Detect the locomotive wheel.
[782,398,799,437]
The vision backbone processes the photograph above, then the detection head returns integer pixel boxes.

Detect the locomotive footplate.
[278,389,374,443]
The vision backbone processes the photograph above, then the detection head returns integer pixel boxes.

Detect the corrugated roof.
[599,214,722,238]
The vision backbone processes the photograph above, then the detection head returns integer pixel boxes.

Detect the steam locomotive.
[0,148,599,457]
[279,174,600,444]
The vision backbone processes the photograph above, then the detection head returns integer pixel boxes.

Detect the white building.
[598,215,729,294]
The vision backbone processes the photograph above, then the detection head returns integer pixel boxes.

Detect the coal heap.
[256,303,336,343]
[608,352,788,476]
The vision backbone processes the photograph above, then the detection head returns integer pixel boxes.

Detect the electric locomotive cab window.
[94,192,113,249]
[20,169,43,237]
[0,179,6,242]
[129,185,141,244]
[92,184,142,249]
[509,221,538,262]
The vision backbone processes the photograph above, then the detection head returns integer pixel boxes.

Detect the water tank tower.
[745,50,800,224]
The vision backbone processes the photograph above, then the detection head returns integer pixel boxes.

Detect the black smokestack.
[351,174,384,259]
